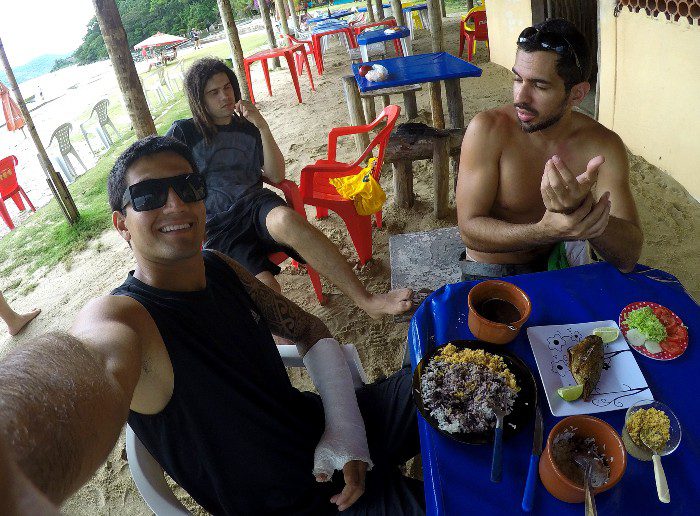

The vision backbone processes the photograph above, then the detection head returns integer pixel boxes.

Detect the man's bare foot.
[361,289,413,319]
[7,308,41,336]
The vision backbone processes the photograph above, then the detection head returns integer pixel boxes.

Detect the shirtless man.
[457,18,643,279]
[0,136,424,515]
[168,58,411,318]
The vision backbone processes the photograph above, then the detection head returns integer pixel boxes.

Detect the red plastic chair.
[285,34,315,77]
[459,8,488,61]
[263,177,326,304]
[0,155,36,231]
[299,105,401,266]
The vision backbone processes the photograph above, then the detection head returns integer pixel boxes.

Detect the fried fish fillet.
[567,335,604,402]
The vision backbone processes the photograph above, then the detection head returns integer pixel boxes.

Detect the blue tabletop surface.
[356,27,411,45]
[311,20,350,33]
[403,3,428,11]
[351,52,481,92]
[409,262,699,515]
[357,5,390,11]
[308,9,353,23]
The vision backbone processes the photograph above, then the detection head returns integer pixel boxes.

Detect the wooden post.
[342,75,369,153]
[427,0,444,52]
[440,0,446,17]
[261,0,281,69]
[374,0,385,20]
[429,82,445,129]
[274,0,291,38]
[381,94,391,109]
[287,0,300,33]
[392,161,414,208]
[93,0,156,139]
[433,136,450,219]
[366,0,376,22]
[362,97,376,123]
[443,78,464,129]
[390,0,406,25]
[402,91,418,119]
[217,0,250,100]
[0,37,79,224]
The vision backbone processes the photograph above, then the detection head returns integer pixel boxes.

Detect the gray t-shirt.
[167,118,264,219]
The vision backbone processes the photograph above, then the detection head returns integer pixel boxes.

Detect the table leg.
[403,91,418,119]
[392,39,402,57]
[283,53,303,103]
[362,96,376,122]
[312,35,323,75]
[382,95,391,109]
[261,60,272,97]
[244,61,255,104]
[429,81,445,129]
[444,78,464,129]
[393,161,414,208]
[361,44,369,62]
[342,75,369,153]
[420,10,431,31]
[401,36,413,56]
[299,50,315,91]
[433,137,449,219]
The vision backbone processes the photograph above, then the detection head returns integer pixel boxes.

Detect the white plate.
[527,320,652,417]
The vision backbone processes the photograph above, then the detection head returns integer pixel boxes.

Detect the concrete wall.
[597,2,700,199]
[486,1,533,69]
[484,0,699,198]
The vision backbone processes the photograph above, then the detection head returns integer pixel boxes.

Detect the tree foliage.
[71,0,256,65]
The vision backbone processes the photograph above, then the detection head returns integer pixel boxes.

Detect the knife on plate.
[522,405,543,512]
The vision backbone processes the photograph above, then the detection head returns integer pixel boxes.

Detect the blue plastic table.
[403,3,429,36]
[409,262,699,515]
[356,27,412,61]
[357,4,390,12]
[352,52,482,128]
[307,9,354,24]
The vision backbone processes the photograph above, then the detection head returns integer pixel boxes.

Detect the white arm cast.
[303,338,373,479]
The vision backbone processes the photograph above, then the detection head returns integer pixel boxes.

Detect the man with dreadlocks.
[167,58,412,319]
[456,18,642,280]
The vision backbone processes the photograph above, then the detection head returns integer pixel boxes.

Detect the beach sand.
[0,15,698,515]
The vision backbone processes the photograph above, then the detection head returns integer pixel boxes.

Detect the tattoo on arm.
[211,251,332,352]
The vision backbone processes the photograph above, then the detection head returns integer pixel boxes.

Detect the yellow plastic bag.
[329,158,386,216]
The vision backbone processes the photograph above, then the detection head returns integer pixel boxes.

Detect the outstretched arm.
[0,295,145,507]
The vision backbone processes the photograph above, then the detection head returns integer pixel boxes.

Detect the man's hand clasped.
[234,100,267,130]
[539,155,611,242]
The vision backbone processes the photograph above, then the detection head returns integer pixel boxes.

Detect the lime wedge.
[557,385,584,402]
[592,327,620,344]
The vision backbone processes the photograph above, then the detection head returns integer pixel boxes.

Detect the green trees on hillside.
[69,0,256,66]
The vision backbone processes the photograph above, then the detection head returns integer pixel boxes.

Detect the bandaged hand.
[303,339,373,480]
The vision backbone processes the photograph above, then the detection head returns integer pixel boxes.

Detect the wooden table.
[243,43,315,104]
[350,53,482,217]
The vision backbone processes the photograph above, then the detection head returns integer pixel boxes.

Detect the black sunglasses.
[517,26,582,75]
[121,173,207,212]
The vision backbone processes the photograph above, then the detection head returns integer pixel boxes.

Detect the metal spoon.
[574,455,597,516]
[490,406,505,482]
[641,432,670,503]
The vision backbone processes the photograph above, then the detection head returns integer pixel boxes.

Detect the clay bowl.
[539,415,627,503]
[467,280,532,344]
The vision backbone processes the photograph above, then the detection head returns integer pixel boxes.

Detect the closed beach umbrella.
[0,80,25,131]
[134,32,188,50]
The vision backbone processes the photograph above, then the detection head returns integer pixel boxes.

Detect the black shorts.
[204,188,304,276]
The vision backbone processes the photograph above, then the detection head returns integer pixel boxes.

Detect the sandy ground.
[0,15,698,515]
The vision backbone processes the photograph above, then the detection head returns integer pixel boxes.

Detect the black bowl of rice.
[413,340,536,444]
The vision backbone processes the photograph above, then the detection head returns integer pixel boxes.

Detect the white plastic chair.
[126,343,368,515]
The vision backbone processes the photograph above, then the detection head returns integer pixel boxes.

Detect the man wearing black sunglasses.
[166,58,412,319]
[0,136,425,515]
[456,18,642,279]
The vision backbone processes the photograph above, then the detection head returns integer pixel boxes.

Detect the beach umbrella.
[134,32,188,50]
[0,80,25,132]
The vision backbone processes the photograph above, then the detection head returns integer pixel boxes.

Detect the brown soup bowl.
[539,415,627,503]
[467,280,531,344]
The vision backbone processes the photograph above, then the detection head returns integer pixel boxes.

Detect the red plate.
[619,301,688,360]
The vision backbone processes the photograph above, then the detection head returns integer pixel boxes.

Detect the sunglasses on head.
[121,173,207,212]
[517,26,582,75]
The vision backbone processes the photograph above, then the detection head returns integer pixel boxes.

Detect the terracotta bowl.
[467,280,531,344]
[539,415,627,503]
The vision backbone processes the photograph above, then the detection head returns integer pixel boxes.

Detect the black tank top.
[114,252,335,515]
